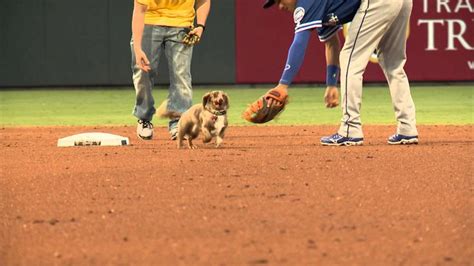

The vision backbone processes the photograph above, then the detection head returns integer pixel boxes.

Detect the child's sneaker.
[169,119,179,140]
[137,120,153,140]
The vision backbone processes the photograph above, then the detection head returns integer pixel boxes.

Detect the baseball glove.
[242,87,289,124]
[182,28,201,46]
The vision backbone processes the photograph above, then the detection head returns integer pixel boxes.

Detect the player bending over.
[243,0,361,123]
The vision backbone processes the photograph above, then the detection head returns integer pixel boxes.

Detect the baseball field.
[1,85,473,265]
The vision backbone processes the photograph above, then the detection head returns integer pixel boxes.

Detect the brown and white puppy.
[177,91,229,149]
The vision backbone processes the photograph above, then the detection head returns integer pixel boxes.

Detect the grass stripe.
[0,85,472,126]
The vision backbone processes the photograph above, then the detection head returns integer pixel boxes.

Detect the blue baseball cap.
[263,0,275,8]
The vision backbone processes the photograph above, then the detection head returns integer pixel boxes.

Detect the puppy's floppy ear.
[202,92,212,107]
[222,93,230,109]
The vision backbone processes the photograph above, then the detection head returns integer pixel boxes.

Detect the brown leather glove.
[242,87,289,124]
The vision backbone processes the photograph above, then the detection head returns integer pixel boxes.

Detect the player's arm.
[266,30,311,106]
[132,0,150,72]
[279,30,312,86]
[191,0,211,39]
[324,33,340,108]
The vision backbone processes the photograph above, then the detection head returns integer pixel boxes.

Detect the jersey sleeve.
[294,0,326,33]
[279,30,312,85]
[317,25,343,42]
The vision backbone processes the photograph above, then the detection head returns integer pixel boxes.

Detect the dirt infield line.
[1,125,473,265]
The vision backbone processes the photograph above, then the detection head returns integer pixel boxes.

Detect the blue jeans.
[131,25,193,128]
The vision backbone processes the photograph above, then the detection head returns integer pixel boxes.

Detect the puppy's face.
[202,91,229,111]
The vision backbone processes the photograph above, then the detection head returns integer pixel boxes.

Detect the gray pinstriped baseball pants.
[338,0,418,138]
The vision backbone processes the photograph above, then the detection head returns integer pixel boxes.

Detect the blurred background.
[1,0,473,88]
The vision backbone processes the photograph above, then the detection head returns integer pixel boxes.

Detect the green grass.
[0,85,472,126]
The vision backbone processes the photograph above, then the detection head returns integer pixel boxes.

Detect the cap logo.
[294,7,305,24]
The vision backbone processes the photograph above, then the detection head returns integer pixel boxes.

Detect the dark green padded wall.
[0,0,235,87]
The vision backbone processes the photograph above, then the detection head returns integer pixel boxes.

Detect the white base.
[57,132,129,147]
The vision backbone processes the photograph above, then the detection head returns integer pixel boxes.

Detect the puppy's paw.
[215,137,224,148]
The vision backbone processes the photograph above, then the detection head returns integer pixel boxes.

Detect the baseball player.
[131,0,211,140]
[321,0,419,146]
[256,0,361,117]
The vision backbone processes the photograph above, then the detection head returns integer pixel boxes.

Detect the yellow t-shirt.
[137,0,196,27]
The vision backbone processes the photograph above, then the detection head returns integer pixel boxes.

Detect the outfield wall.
[235,0,474,83]
[0,0,472,87]
[0,0,235,87]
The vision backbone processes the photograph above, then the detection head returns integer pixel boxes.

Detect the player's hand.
[266,84,288,107]
[189,26,204,39]
[134,49,151,72]
[324,86,339,108]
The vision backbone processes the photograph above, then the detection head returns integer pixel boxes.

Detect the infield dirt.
[1,125,473,265]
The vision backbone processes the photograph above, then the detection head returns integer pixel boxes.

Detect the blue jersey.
[294,0,361,41]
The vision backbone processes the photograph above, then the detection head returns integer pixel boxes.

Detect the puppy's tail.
[156,99,182,119]
[156,100,180,119]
